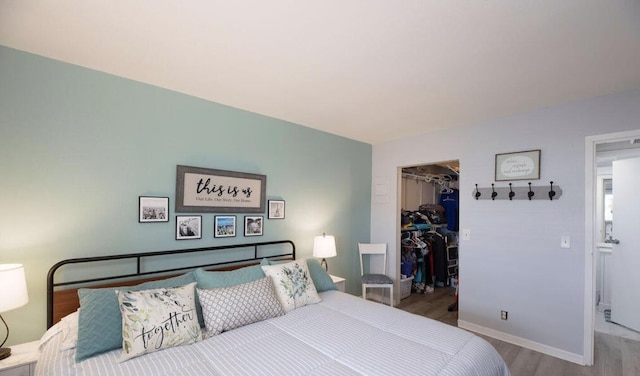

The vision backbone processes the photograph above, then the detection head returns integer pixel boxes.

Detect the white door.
[610,157,640,332]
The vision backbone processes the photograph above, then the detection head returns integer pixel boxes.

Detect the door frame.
[584,128,640,365]
[396,159,460,306]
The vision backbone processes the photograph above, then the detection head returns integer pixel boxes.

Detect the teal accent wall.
[0,46,371,345]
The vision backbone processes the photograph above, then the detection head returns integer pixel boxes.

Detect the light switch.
[462,229,471,241]
[561,236,571,249]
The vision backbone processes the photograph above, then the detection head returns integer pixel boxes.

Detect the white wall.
[401,178,435,211]
[371,89,640,359]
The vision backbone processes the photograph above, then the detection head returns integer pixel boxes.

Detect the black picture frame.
[214,215,237,238]
[244,215,264,237]
[176,215,202,240]
[139,196,169,223]
[268,200,285,219]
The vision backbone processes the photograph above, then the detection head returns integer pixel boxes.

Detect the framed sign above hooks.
[495,149,541,181]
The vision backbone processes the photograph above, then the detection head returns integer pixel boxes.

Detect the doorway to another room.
[593,139,640,339]
[396,160,460,325]
[586,129,640,365]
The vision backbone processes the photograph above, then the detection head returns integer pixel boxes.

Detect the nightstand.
[330,275,346,292]
[0,341,39,376]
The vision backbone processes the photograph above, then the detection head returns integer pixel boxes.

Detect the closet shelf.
[401,224,431,232]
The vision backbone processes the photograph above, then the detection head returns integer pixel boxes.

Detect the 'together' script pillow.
[116,282,201,362]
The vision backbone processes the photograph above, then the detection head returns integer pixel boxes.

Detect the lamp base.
[320,258,328,272]
[0,347,11,360]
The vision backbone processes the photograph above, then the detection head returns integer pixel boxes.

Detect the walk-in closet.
[399,160,460,313]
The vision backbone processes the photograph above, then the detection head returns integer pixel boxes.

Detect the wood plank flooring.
[396,287,640,376]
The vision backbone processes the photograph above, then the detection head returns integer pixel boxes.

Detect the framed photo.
[139,196,169,222]
[244,215,263,237]
[495,149,541,181]
[268,200,285,219]
[175,165,266,213]
[214,215,236,238]
[176,215,202,240]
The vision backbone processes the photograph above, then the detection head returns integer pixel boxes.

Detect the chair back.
[358,243,387,276]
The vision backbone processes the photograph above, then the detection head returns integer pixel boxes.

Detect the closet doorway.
[397,160,460,324]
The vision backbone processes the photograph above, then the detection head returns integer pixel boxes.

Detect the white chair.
[359,243,394,307]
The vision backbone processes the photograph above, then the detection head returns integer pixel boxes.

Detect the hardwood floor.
[396,287,640,376]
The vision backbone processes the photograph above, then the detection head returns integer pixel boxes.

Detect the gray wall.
[372,89,640,358]
[0,46,372,345]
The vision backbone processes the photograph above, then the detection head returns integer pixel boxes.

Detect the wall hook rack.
[472,182,562,201]
[549,181,556,200]
[474,184,481,200]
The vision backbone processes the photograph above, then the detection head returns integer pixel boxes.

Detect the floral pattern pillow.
[261,260,321,312]
[116,282,201,362]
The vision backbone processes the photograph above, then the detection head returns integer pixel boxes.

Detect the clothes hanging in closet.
[401,231,433,293]
[424,231,447,286]
[439,188,459,231]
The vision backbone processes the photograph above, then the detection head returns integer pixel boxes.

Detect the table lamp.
[313,233,337,272]
[0,264,29,360]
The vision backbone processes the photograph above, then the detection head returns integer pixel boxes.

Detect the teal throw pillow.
[75,272,196,362]
[194,265,265,289]
[306,258,338,292]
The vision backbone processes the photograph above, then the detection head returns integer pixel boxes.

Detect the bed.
[37,240,510,376]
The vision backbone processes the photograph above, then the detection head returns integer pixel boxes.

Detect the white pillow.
[197,276,284,338]
[39,322,64,351]
[261,260,321,312]
[38,310,80,352]
[116,282,201,362]
[61,310,79,350]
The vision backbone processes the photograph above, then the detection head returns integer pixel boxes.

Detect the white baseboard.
[457,320,585,366]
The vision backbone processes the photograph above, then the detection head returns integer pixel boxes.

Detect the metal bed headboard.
[46,240,295,328]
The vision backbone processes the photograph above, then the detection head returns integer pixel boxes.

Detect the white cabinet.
[0,341,39,376]
[0,364,31,376]
[330,275,346,292]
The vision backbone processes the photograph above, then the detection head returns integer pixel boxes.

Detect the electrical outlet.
[501,310,508,320]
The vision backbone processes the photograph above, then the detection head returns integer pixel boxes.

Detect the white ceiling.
[1,1,640,144]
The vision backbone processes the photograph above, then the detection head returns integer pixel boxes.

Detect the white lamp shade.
[0,264,29,313]
[313,235,337,258]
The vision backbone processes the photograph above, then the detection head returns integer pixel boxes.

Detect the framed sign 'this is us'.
[175,165,266,213]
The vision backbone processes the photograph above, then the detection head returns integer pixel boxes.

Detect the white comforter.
[36,291,510,376]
